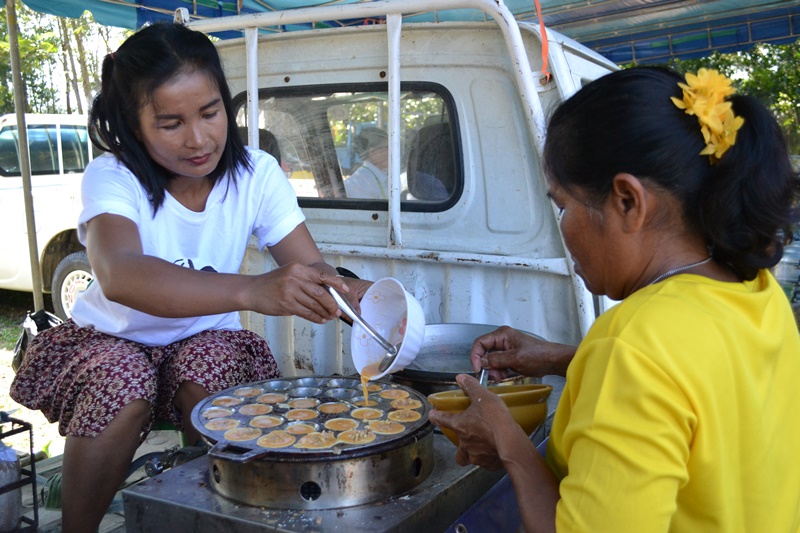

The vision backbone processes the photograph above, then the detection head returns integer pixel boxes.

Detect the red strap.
[534,0,551,81]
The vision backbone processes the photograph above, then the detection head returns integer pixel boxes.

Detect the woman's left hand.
[428,374,518,471]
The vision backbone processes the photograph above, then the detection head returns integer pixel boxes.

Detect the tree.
[1,1,127,115]
[668,41,800,154]
[0,1,59,113]
[57,17,81,113]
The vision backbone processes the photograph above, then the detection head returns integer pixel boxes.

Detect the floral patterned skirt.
[10,320,280,440]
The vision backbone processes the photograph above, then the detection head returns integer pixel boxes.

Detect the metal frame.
[0,412,39,532]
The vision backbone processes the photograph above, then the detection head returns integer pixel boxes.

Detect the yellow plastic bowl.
[428,383,552,446]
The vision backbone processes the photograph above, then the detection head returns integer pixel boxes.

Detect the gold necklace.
[648,256,712,286]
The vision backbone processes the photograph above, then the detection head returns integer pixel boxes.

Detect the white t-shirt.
[344,161,387,199]
[71,148,305,346]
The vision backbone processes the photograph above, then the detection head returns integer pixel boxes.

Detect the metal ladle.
[326,286,400,373]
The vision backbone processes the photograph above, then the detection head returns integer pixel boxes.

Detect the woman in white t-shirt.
[11,23,371,533]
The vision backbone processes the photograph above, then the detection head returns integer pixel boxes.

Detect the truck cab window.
[61,125,90,173]
[0,126,20,177]
[28,125,58,175]
[234,83,459,211]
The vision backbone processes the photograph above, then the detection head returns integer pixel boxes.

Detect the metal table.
[123,433,506,533]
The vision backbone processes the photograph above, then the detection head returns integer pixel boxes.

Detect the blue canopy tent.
[18,0,800,64]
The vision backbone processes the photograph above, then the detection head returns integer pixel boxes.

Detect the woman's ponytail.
[696,94,800,280]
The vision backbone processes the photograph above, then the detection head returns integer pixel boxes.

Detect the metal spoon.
[326,286,399,372]
[477,368,489,388]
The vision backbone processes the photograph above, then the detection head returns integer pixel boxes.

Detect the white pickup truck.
[0,113,95,319]
[199,0,618,384]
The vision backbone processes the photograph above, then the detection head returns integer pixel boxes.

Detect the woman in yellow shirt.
[429,66,800,532]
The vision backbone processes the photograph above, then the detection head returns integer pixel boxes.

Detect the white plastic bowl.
[350,277,425,380]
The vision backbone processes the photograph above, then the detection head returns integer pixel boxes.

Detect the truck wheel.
[52,251,93,320]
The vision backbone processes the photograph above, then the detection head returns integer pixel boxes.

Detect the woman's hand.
[470,326,577,380]
[428,374,523,470]
[246,262,352,324]
[267,224,373,322]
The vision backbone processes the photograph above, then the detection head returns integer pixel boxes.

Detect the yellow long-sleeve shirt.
[547,270,800,532]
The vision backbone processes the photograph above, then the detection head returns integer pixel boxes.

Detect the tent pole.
[6,0,45,312]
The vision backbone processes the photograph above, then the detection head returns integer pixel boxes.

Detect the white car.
[0,113,96,319]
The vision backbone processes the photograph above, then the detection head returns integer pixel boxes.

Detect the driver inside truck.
[237,126,291,178]
[10,22,372,533]
[344,125,450,201]
[344,126,390,199]
[429,66,800,532]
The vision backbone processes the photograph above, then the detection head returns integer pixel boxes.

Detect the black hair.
[237,126,281,162]
[89,23,251,214]
[543,66,800,281]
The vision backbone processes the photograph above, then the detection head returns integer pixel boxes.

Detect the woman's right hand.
[248,262,348,324]
[469,326,577,380]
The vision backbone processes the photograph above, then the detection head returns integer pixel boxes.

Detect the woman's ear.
[608,173,649,233]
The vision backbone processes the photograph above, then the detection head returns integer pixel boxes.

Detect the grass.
[0,289,40,351]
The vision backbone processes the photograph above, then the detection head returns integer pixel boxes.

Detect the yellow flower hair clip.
[670,68,745,163]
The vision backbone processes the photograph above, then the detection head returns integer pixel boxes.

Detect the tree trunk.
[69,18,93,109]
[59,17,83,114]
[56,18,74,114]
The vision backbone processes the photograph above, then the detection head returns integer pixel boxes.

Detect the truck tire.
[52,251,93,320]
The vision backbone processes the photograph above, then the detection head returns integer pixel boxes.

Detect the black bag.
[11,309,63,373]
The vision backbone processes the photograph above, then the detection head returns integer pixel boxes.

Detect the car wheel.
[52,251,93,320]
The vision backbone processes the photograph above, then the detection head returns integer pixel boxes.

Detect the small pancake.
[202,407,234,419]
[379,388,409,400]
[295,431,338,449]
[388,409,421,423]
[288,398,320,409]
[285,422,317,435]
[239,403,273,416]
[390,398,423,410]
[285,409,318,421]
[256,393,287,404]
[257,430,296,449]
[365,383,383,392]
[324,418,358,432]
[368,420,405,435]
[224,427,262,442]
[204,418,240,431]
[318,402,350,414]
[233,386,263,398]
[338,428,376,445]
[351,408,383,420]
[249,415,283,428]
[211,396,244,408]
[352,399,379,407]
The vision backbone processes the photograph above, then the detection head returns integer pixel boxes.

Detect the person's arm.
[469,326,577,380]
[86,215,351,323]
[268,222,372,311]
[428,374,560,533]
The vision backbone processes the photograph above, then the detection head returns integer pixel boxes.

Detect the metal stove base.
[122,433,505,533]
